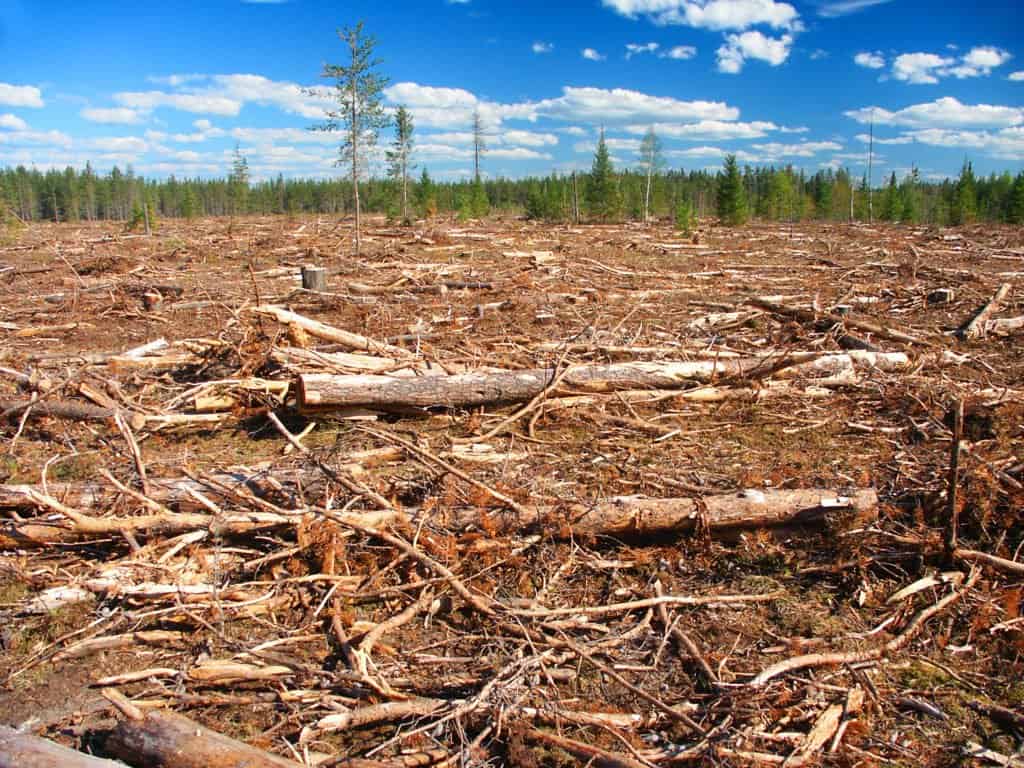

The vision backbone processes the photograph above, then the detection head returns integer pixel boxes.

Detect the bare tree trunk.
[0,725,125,768]
[644,164,653,224]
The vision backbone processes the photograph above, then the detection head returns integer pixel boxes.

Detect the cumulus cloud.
[0,114,29,131]
[891,46,1011,84]
[624,118,776,140]
[854,51,885,69]
[532,41,554,54]
[0,83,44,108]
[114,90,242,116]
[1009,71,1024,81]
[582,48,606,61]
[662,45,698,59]
[534,86,739,123]
[81,107,142,124]
[0,129,72,148]
[845,97,1024,129]
[751,140,843,157]
[717,31,792,72]
[602,0,800,31]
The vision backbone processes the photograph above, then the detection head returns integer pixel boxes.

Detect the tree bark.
[957,282,1011,340]
[296,353,909,411]
[106,709,299,768]
[0,726,126,768]
[749,297,929,346]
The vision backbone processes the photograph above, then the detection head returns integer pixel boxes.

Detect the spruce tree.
[883,172,901,221]
[950,160,977,225]
[1010,172,1024,225]
[586,129,621,222]
[228,144,249,216]
[414,168,436,219]
[716,154,747,226]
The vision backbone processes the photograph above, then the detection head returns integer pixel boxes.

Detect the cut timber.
[300,265,327,292]
[296,354,909,411]
[958,283,1011,340]
[749,297,929,346]
[0,725,126,768]
[0,398,145,430]
[439,488,878,537]
[988,315,1024,337]
[250,305,413,358]
[106,709,299,768]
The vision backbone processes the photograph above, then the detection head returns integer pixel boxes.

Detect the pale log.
[749,297,928,346]
[250,305,414,358]
[106,709,299,768]
[958,282,1011,339]
[296,353,909,411]
[0,726,126,768]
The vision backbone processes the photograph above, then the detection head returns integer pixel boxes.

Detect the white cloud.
[809,48,828,60]
[88,136,149,153]
[664,145,762,163]
[717,30,792,72]
[900,126,1024,161]
[855,133,913,145]
[0,114,28,131]
[625,42,660,59]
[624,118,776,140]
[751,140,843,157]
[854,51,884,69]
[534,86,739,123]
[230,126,332,145]
[0,83,44,108]
[891,46,1012,84]
[81,107,142,124]
[532,41,554,54]
[501,129,559,146]
[1009,71,1024,82]
[563,126,588,136]
[845,97,1024,129]
[661,45,698,59]
[817,0,893,17]
[114,90,242,116]
[602,0,800,31]
[582,48,606,61]
[0,129,72,148]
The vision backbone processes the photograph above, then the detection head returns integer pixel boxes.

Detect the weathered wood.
[0,725,126,768]
[749,297,929,346]
[0,398,145,430]
[958,282,1011,339]
[250,305,413,358]
[300,265,327,292]
[106,709,299,768]
[437,488,879,537]
[296,353,909,411]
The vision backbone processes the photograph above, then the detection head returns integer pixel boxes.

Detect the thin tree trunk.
[644,165,653,224]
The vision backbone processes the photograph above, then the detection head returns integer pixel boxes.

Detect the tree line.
[3,154,1022,229]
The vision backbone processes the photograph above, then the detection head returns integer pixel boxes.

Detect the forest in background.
[3,154,1023,229]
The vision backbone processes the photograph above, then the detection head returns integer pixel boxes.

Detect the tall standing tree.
[638,126,663,224]
[471,108,486,182]
[950,160,978,226]
[586,128,621,222]
[228,144,249,217]
[312,21,390,255]
[716,154,747,226]
[386,105,415,223]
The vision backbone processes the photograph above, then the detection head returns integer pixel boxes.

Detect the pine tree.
[716,154,747,226]
[386,105,415,223]
[900,167,920,223]
[312,21,389,255]
[675,197,694,235]
[883,172,901,221]
[586,129,621,222]
[471,109,486,182]
[950,160,977,226]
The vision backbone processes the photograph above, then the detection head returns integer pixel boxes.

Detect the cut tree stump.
[0,725,126,768]
[300,265,327,292]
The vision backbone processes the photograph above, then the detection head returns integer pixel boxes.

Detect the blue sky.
[0,0,1022,182]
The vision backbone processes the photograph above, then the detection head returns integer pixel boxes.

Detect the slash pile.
[1,215,1022,767]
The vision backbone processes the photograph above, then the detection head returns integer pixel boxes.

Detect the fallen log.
[296,353,908,411]
[250,305,414,358]
[958,282,1011,339]
[0,398,145,430]
[749,297,929,346]
[437,488,878,537]
[0,725,126,768]
[105,706,299,768]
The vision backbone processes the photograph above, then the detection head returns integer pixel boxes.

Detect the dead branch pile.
[0,216,1022,767]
